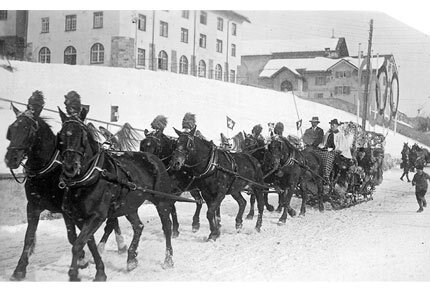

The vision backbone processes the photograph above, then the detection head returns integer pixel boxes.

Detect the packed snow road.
[0,167,429,281]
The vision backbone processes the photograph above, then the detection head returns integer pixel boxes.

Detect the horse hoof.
[299,212,305,217]
[69,276,81,282]
[236,223,243,232]
[161,257,174,269]
[245,214,254,220]
[287,209,297,217]
[118,245,128,254]
[192,225,200,233]
[266,204,275,212]
[172,230,180,238]
[77,259,89,269]
[127,259,138,272]
[277,219,286,226]
[10,270,26,281]
[275,207,283,213]
[254,227,261,233]
[93,273,107,282]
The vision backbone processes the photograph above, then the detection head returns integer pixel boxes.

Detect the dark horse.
[411,143,429,167]
[400,143,412,182]
[171,127,266,241]
[140,130,205,234]
[266,135,324,223]
[57,109,178,281]
[4,105,126,281]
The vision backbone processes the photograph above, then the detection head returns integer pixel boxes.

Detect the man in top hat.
[324,118,352,159]
[303,116,324,148]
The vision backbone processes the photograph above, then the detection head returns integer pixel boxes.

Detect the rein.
[10,167,26,184]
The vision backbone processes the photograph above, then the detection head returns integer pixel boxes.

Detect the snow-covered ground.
[0,61,428,174]
[0,168,429,281]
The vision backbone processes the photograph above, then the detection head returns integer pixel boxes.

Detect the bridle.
[59,118,89,158]
[173,132,212,168]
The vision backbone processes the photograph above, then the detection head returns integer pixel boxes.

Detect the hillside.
[1,61,428,174]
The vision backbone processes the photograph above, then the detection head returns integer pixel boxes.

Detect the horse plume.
[115,123,141,151]
[27,90,45,117]
[151,115,168,131]
[252,124,263,136]
[182,112,196,130]
[64,91,82,116]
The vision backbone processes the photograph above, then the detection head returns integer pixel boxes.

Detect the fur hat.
[151,115,168,131]
[27,90,45,117]
[182,112,196,130]
[274,122,284,135]
[252,124,263,136]
[64,90,81,116]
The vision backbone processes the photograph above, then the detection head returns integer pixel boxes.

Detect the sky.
[6,0,430,117]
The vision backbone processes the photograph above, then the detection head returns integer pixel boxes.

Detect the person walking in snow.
[411,164,430,213]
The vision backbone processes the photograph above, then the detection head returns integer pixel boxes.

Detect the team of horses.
[5,105,383,281]
[400,142,430,182]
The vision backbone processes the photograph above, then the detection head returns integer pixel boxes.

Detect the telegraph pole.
[362,19,373,130]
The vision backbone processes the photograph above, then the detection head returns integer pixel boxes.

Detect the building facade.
[0,10,28,60]
[25,10,249,83]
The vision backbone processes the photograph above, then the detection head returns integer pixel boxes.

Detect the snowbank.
[0,61,427,174]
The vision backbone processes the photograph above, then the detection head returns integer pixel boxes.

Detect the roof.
[213,10,250,23]
[241,37,341,56]
[260,56,389,79]
[260,57,339,78]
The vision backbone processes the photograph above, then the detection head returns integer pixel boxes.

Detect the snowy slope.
[0,61,427,174]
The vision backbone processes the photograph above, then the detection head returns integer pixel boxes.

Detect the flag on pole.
[226,116,235,130]
[296,119,302,131]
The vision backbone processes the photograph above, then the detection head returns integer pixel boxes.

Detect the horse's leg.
[206,193,225,241]
[98,218,127,255]
[231,192,247,231]
[86,236,107,281]
[170,203,180,238]
[264,191,274,212]
[216,206,221,228]
[63,215,88,269]
[112,218,128,254]
[253,187,265,232]
[155,201,174,269]
[68,216,105,281]
[299,181,308,216]
[10,203,42,281]
[317,179,324,212]
[125,211,144,271]
[286,182,297,217]
[406,171,411,182]
[276,190,283,212]
[246,193,255,220]
[190,189,202,232]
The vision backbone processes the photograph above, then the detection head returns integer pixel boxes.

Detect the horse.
[4,105,126,280]
[266,135,324,223]
[140,129,205,234]
[411,143,429,167]
[57,109,179,281]
[170,126,266,241]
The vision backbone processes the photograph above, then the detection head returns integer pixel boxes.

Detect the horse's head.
[267,136,288,168]
[171,126,201,171]
[58,108,93,178]
[5,104,40,169]
[244,133,259,150]
[140,130,163,155]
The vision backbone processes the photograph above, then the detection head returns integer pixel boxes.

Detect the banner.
[110,106,119,122]
[226,116,236,130]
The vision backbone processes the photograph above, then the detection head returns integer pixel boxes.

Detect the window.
[93,11,103,28]
[199,34,207,48]
[160,21,168,37]
[138,48,145,66]
[343,86,350,95]
[315,76,326,86]
[231,23,237,36]
[182,10,189,19]
[64,46,77,65]
[158,50,168,70]
[138,14,146,31]
[0,11,7,20]
[41,17,49,33]
[216,39,223,53]
[230,70,236,83]
[65,15,77,31]
[217,17,223,31]
[200,11,207,25]
[334,86,350,95]
[316,93,324,99]
[179,56,188,74]
[215,64,222,80]
[335,71,351,78]
[90,43,104,64]
[231,44,236,57]
[181,28,189,43]
[198,60,206,77]
[281,80,293,92]
[38,47,50,63]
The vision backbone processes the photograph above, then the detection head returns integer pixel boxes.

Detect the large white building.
[25,10,250,83]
